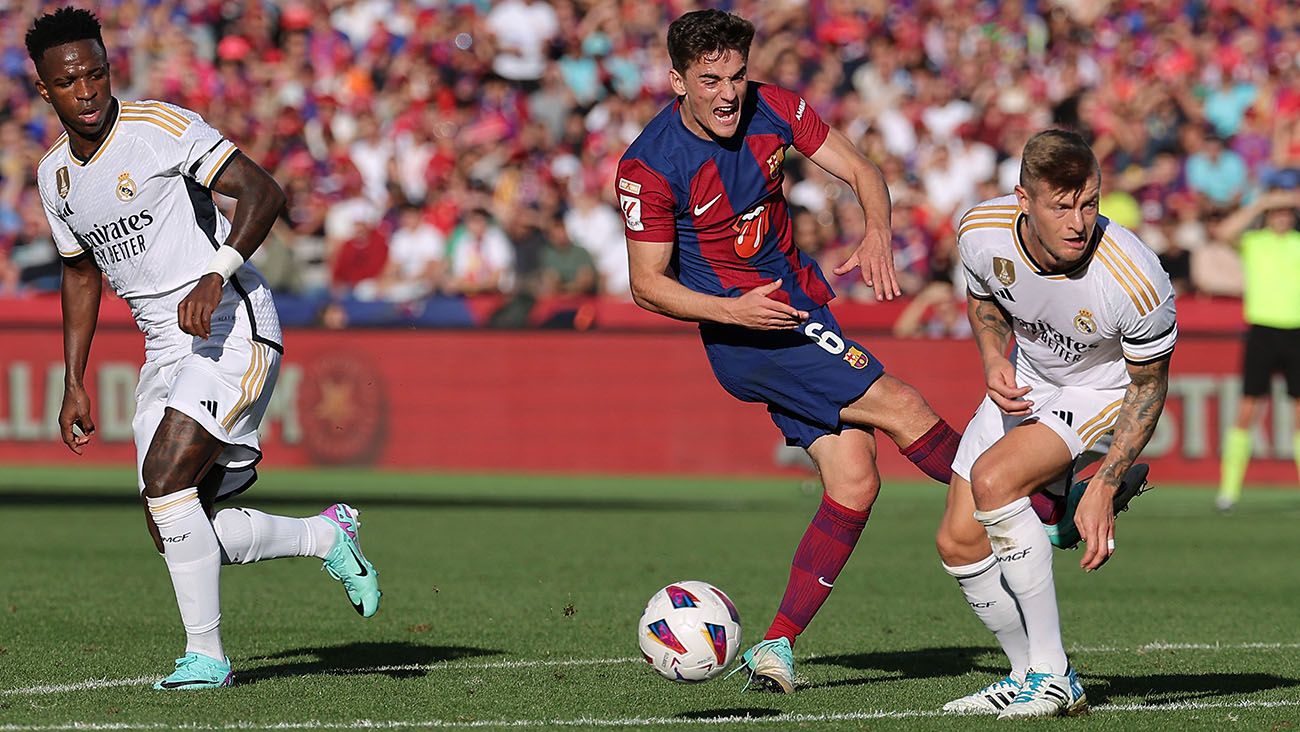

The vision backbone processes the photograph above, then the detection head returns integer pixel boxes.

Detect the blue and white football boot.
[942,674,1022,714]
[998,667,1088,718]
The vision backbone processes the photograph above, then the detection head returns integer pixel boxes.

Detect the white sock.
[974,497,1068,675]
[943,554,1030,681]
[213,508,337,565]
[146,488,224,661]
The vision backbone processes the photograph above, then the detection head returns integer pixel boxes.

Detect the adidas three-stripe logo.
[199,400,218,419]
[985,690,1016,709]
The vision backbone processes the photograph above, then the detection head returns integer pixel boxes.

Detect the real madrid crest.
[1074,308,1096,335]
[116,171,137,202]
[56,166,70,198]
[993,257,1016,286]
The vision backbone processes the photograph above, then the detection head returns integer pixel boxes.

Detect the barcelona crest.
[844,346,869,370]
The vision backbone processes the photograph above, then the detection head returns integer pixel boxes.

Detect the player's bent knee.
[968,461,1017,510]
[822,471,880,512]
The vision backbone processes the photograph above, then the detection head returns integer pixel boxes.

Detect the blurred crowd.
[0,0,1297,331]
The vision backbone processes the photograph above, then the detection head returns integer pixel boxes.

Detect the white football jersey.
[957,195,1177,391]
[37,99,280,354]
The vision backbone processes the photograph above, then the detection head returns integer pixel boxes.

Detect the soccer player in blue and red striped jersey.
[618,9,961,692]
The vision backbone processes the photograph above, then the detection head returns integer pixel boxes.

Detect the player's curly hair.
[25,6,104,66]
[667,10,755,74]
[1020,129,1100,195]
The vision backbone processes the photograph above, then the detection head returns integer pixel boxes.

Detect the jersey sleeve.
[957,235,994,300]
[1118,288,1177,365]
[1113,257,1178,364]
[38,182,87,262]
[615,158,676,242]
[147,102,240,189]
[758,85,830,156]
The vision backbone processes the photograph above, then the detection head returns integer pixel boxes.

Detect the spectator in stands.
[538,218,597,298]
[1186,129,1250,210]
[445,208,515,295]
[563,188,629,297]
[370,202,447,302]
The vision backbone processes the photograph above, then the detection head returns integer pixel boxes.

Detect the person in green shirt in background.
[1216,189,1300,511]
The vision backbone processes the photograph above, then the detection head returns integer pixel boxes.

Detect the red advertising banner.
[0,327,1292,482]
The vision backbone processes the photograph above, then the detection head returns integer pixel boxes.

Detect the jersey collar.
[1013,211,1100,279]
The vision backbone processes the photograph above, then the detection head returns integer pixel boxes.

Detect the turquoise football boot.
[726,637,796,693]
[153,652,233,690]
[1044,463,1151,549]
[320,503,382,617]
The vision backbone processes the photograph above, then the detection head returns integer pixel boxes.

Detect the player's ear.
[1013,184,1031,213]
[34,77,50,104]
[669,67,688,97]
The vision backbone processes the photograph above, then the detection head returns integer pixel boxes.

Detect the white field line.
[4,642,1299,698]
[0,700,1298,730]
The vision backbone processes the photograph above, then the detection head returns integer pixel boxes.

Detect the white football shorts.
[132,335,280,495]
[952,377,1125,483]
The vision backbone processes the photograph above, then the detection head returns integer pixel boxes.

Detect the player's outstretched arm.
[178,154,287,339]
[967,293,1031,415]
[808,127,898,300]
[627,237,808,330]
[1075,357,1170,572]
[59,255,102,454]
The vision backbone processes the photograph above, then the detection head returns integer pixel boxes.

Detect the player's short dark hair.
[667,10,755,74]
[25,6,104,66]
[1020,129,1100,195]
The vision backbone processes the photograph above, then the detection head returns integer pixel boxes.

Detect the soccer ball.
[637,580,742,682]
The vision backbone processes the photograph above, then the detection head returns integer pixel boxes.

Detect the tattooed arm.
[1074,357,1171,572]
[967,292,1032,415]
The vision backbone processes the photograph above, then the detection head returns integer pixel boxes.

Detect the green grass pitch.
[1,466,1297,731]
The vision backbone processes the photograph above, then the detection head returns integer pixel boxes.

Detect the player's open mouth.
[77,107,102,125]
[1062,235,1087,249]
[713,105,737,124]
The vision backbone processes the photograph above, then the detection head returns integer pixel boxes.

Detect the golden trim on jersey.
[68,100,123,167]
[1078,398,1124,447]
[1098,235,1159,314]
[39,133,69,167]
[222,344,271,432]
[119,113,185,138]
[958,205,1017,235]
[202,146,238,188]
[958,220,1015,239]
[122,101,191,128]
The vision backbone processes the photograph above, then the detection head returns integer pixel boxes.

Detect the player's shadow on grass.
[1088,671,1300,705]
[801,646,1000,690]
[236,642,502,684]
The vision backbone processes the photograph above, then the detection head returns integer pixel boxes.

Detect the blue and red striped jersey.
[617,83,835,311]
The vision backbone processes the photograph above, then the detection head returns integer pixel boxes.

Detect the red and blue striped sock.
[901,419,961,484]
[764,493,870,644]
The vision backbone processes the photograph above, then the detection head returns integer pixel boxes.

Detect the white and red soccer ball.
[637,580,742,682]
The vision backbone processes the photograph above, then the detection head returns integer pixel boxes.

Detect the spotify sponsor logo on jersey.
[83,210,155,268]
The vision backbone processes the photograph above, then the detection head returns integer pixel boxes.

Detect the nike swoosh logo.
[348,544,369,577]
[693,193,723,216]
[817,576,834,588]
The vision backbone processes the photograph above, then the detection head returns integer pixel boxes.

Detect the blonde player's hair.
[1020,129,1100,196]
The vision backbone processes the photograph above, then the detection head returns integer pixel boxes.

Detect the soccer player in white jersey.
[934,130,1176,718]
[28,7,381,690]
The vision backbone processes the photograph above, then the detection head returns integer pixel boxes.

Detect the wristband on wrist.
[204,245,244,284]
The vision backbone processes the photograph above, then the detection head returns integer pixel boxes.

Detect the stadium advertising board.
[0,328,1290,482]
